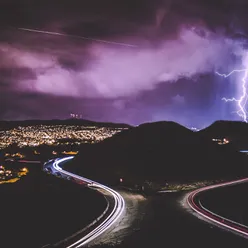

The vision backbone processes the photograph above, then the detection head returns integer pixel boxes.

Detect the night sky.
[1,0,248,128]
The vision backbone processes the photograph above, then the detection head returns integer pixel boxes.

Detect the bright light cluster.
[0,165,28,184]
[212,138,229,145]
[0,125,127,149]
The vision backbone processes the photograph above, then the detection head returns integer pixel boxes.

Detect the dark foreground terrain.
[0,164,107,248]
[93,192,248,248]
[199,182,248,226]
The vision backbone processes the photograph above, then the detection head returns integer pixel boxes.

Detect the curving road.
[48,156,248,245]
[187,178,248,238]
[48,156,125,248]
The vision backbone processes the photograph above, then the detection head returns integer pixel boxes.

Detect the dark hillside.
[66,121,248,186]
[199,120,248,150]
[102,121,194,146]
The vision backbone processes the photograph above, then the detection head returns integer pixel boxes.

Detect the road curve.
[51,156,125,248]
[187,178,248,238]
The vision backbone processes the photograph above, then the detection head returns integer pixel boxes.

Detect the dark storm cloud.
[0,26,242,99]
[0,90,82,120]
[0,0,248,125]
[0,67,36,81]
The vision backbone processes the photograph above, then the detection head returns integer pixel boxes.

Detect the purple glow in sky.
[12,27,238,98]
[1,0,248,127]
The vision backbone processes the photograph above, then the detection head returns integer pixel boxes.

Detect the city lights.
[0,125,127,149]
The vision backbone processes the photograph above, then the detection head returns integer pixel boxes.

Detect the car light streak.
[51,156,125,248]
[198,200,248,230]
[187,178,248,237]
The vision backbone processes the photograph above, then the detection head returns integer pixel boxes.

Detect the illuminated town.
[0,125,127,149]
[0,165,28,184]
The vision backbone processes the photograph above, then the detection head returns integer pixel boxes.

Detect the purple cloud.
[1,26,242,99]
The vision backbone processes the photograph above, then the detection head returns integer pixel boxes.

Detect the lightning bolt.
[216,69,248,122]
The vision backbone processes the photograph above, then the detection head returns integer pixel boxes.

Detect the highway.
[187,177,248,238]
[47,156,125,248]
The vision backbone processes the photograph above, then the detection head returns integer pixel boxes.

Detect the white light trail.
[18,28,137,48]
[52,156,125,248]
